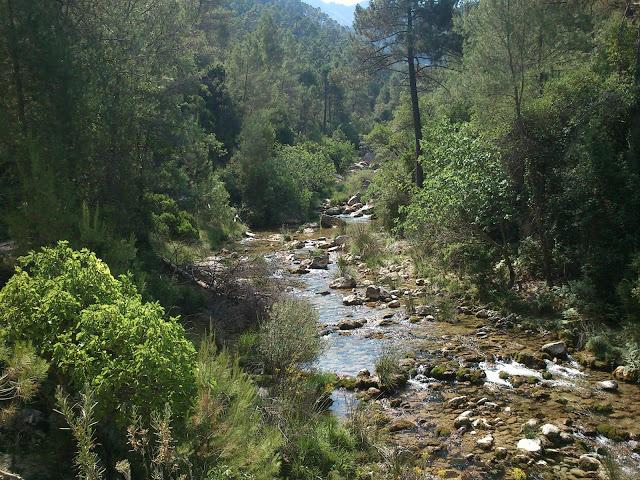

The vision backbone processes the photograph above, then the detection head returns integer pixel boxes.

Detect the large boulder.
[320,214,346,229]
[613,365,639,383]
[541,341,567,358]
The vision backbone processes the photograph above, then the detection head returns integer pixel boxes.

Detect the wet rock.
[517,438,542,453]
[342,294,363,306]
[598,380,618,392]
[446,396,468,409]
[476,434,494,451]
[454,410,474,428]
[578,454,601,472]
[309,253,330,269]
[514,352,547,370]
[388,417,415,432]
[338,318,366,330]
[328,207,345,216]
[289,264,310,274]
[541,341,567,358]
[330,277,356,289]
[387,300,401,308]
[347,193,362,206]
[320,214,346,229]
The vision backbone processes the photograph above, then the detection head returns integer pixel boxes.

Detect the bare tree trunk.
[407,3,423,188]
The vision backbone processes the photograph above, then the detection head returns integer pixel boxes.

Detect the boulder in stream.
[342,294,363,306]
[541,341,567,358]
[330,277,356,289]
[320,214,346,229]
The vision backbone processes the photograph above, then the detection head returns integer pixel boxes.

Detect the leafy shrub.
[258,298,323,375]
[231,116,337,227]
[0,242,197,420]
[144,193,200,242]
[402,120,516,293]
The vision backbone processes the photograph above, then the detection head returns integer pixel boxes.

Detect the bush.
[347,223,385,264]
[144,193,200,242]
[0,242,197,420]
[187,337,282,479]
[258,298,323,375]
[375,346,403,391]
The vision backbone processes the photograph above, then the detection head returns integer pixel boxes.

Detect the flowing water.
[239,220,640,476]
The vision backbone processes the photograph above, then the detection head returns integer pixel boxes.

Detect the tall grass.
[347,223,386,264]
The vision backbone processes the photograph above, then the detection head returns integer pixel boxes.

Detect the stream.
[237,217,640,479]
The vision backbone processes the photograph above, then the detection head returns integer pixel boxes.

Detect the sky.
[325,0,361,4]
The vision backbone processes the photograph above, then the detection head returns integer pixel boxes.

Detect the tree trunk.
[407,4,424,188]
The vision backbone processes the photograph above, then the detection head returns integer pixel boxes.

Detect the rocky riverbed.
[231,221,640,480]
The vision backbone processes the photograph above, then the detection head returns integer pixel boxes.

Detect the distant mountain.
[303,0,368,27]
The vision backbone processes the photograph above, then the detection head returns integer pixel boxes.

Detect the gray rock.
[541,341,567,358]
[454,411,474,428]
[517,438,542,453]
[598,380,619,392]
[476,434,494,451]
[578,454,601,472]
[330,277,356,289]
[343,294,363,306]
[309,254,330,269]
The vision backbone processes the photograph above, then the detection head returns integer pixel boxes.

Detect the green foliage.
[0,242,196,420]
[187,337,282,479]
[374,346,403,391]
[319,129,358,173]
[258,299,323,375]
[55,387,105,480]
[347,223,386,264]
[0,338,48,405]
[144,193,200,242]
[231,116,336,227]
[401,120,515,293]
[285,415,357,480]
